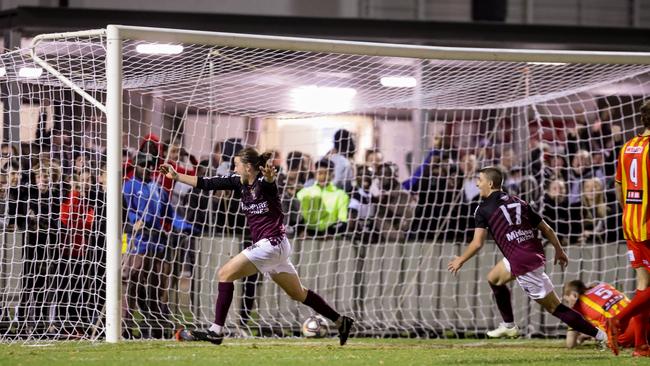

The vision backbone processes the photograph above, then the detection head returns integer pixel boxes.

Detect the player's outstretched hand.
[159,164,178,180]
[554,249,568,271]
[447,256,463,275]
[260,160,277,183]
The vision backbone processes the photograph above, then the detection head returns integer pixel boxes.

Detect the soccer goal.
[0,25,649,343]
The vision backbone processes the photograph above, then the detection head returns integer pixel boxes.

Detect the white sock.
[595,329,607,342]
[502,322,516,328]
[209,323,223,335]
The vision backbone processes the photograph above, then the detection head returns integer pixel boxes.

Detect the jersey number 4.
[630,158,638,186]
[499,203,521,225]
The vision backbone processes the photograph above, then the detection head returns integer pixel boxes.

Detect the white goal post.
[1,24,647,343]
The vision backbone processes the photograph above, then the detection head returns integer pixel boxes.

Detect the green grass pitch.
[0,338,644,366]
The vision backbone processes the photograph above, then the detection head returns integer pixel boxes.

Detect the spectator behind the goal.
[348,164,378,243]
[498,149,524,195]
[296,158,349,236]
[123,133,163,182]
[86,162,107,331]
[72,150,93,176]
[185,160,219,236]
[364,148,384,169]
[363,148,383,196]
[5,159,26,231]
[408,151,457,241]
[544,154,569,183]
[401,148,442,192]
[211,138,248,236]
[216,138,244,176]
[0,173,8,229]
[59,168,96,334]
[183,159,226,275]
[328,129,356,193]
[566,105,615,159]
[302,153,316,187]
[163,139,198,199]
[374,162,416,243]
[456,154,481,242]
[209,141,222,173]
[280,151,306,236]
[15,162,61,334]
[542,179,571,246]
[567,149,604,205]
[569,178,617,245]
[0,143,18,171]
[122,152,196,339]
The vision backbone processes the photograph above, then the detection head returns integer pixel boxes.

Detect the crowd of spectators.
[0,103,629,338]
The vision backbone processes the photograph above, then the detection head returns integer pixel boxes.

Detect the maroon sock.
[618,288,650,327]
[302,289,340,323]
[214,282,234,326]
[552,303,598,338]
[489,283,514,323]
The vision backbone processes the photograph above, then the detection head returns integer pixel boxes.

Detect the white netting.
[0,28,648,341]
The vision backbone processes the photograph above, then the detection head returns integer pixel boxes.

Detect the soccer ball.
[301,315,329,338]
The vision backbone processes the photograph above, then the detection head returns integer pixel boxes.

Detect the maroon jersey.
[474,191,545,276]
[196,174,285,243]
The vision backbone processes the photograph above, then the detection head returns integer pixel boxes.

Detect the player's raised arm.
[538,220,568,270]
[447,228,488,275]
[160,164,198,187]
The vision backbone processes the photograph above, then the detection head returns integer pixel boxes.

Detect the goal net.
[0,26,649,341]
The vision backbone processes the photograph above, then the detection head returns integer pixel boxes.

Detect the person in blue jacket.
[122,152,195,339]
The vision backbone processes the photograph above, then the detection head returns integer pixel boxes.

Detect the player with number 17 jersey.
[448,167,608,353]
[474,191,544,276]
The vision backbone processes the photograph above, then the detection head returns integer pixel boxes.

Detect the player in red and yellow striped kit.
[610,100,650,357]
[563,280,649,349]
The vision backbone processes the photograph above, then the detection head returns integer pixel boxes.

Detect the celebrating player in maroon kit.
[161,147,354,345]
[448,167,608,346]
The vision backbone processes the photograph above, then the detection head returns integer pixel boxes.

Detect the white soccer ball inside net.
[301,315,329,338]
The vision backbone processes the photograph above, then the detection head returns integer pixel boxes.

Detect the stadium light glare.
[380,76,417,88]
[136,43,184,55]
[18,67,43,78]
[290,85,357,113]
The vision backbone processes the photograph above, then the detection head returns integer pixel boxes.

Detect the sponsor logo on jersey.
[602,294,625,311]
[241,200,269,215]
[505,229,534,243]
[626,190,643,204]
[625,146,644,154]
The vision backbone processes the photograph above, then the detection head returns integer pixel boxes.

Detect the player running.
[448,167,608,348]
[161,147,354,345]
